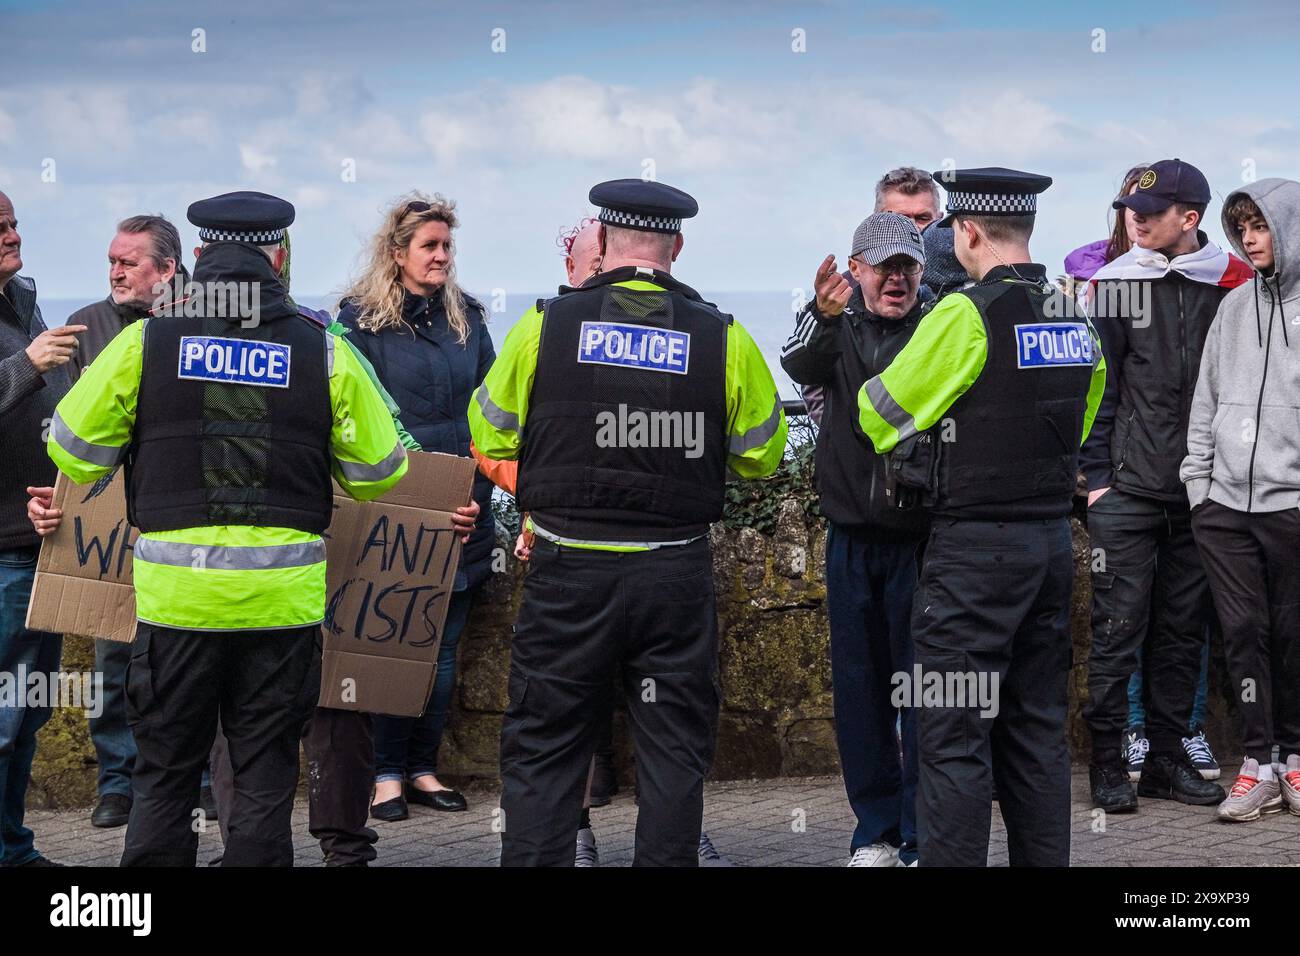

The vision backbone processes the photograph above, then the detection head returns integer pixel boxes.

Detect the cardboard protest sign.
[25,469,139,643]
[27,451,476,717]
[319,452,476,716]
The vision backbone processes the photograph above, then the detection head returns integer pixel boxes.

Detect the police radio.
[884,427,940,510]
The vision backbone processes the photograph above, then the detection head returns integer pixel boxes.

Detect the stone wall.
[31,501,1242,807]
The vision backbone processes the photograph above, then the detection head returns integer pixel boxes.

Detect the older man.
[0,191,83,867]
[782,213,930,866]
[799,167,942,424]
[57,215,186,831]
[68,215,184,378]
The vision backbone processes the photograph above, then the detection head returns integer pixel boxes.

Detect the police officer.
[470,179,787,867]
[856,169,1107,867]
[46,192,409,867]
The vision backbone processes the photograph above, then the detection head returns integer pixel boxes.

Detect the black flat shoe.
[405,783,468,812]
[370,795,409,822]
[91,792,133,829]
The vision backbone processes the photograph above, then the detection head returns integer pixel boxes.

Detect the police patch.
[577,321,690,375]
[1014,323,1094,369]
[178,336,292,388]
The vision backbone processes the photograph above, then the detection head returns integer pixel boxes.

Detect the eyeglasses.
[402,200,432,217]
[856,257,922,277]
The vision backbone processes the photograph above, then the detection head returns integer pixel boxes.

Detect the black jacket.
[781,288,929,537]
[337,288,497,590]
[1080,243,1239,503]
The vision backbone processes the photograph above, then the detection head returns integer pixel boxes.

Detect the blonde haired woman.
[338,192,496,821]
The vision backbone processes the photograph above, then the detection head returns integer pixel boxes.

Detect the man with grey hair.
[68,215,184,378]
[782,212,930,866]
[59,214,188,831]
[799,167,943,424]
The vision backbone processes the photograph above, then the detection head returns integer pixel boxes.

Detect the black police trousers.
[913,517,1073,867]
[120,622,317,867]
[500,537,719,867]
[210,694,378,863]
[1083,489,1208,763]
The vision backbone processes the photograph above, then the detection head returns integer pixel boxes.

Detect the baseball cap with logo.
[1113,158,1211,215]
[851,212,926,267]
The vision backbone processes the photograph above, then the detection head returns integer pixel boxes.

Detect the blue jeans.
[1127,625,1210,732]
[0,547,62,865]
[826,524,920,864]
[91,637,137,798]
[373,589,475,782]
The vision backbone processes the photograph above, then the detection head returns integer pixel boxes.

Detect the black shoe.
[200,785,218,820]
[91,792,133,829]
[589,752,618,807]
[7,855,64,867]
[1137,751,1227,806]
[1090,762,1138,813]
[404,783,467,812]
[370,795,409,822]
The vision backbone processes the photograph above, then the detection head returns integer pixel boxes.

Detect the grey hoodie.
[1181,178,1300,512]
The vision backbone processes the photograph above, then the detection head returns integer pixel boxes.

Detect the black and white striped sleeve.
[779,301,843,385]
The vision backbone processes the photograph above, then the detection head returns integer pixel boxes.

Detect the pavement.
[25,769,1300,867]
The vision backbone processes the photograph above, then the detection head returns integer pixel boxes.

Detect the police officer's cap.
[187,191,296,244]
[931,167,1053,228]
[589,179,698,235]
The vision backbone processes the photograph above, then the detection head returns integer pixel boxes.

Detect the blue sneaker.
[1182,728,1221,781]
[1124,726,1148,783]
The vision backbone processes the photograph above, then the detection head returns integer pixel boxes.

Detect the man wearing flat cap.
[46,190,409,866]
[471,178,788,866]
[856,168,1107,866]
[782,212,931,867]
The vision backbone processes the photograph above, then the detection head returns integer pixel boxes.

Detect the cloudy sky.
[3,0,1297,303]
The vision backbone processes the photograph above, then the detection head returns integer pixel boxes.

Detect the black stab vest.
[127,296,333,534]
[516,268,729,542]
[936,275,1094,521]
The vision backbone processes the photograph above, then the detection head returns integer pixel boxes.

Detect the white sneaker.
[575,827,599,867]
[847,843,900,867]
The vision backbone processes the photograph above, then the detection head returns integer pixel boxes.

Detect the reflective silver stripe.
[474,384,519,433]
[325,332,336,376]
[531,522,703,550]
[135,614,325,631]
[50,410,126,467]
[865,376,917,441]
[336,439,407,483]
[728,395,783,455]
[135,537,326,570]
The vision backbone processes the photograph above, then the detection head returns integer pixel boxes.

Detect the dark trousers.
[825,523,919,862]
[121,622,317,867]
[1084,488,1208,762]
[0,546,61,866]
[90,637,137,799]
[373,588,475,780]
[303,707,377,865]
[500,538,719,867]
[1192,501,1300,764]
[914,517,1073,867]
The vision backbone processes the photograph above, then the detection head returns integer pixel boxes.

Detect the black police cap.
[589,179,699,234]
[187,191,296,244]
[931,167,1053,228]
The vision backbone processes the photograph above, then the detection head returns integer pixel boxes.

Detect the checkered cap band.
[945,190,1037,216]
[852,214,925,263]
[598,207,682,234]
[198,227,287,243]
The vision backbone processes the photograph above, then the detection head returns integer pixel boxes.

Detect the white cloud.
[239,143,278,173]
